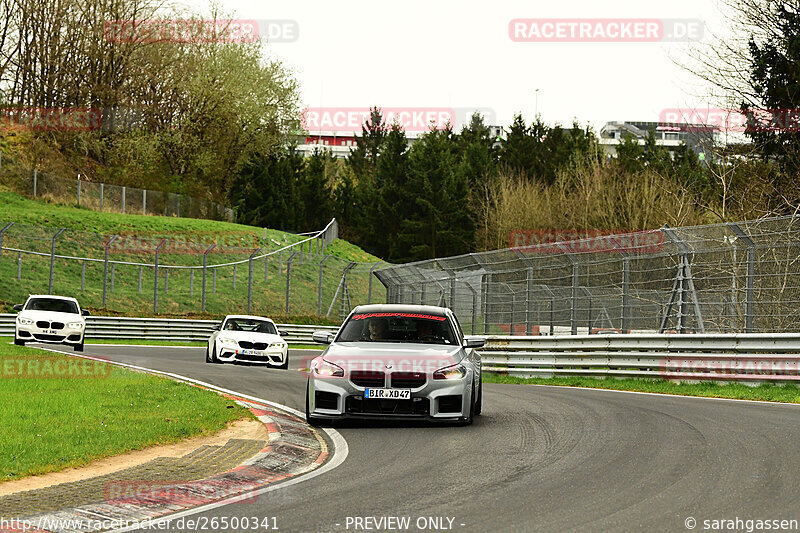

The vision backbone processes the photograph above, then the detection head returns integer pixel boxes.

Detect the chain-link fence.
[0,218,388,320]
[0,151,234,222]
[375,215,800,335]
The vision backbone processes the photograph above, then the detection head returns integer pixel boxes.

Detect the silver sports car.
[306,304,484,425]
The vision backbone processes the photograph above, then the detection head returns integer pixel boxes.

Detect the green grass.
[0,342,252,482]
[484,373,800,403]
[0,189,387,320]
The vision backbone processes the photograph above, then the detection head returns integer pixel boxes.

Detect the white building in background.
[599,121,721,160]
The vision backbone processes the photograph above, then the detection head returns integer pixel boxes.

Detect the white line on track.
[29,345,348,532]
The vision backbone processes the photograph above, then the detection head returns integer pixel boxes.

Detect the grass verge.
[0,342,252,482]
[483,373,800,404]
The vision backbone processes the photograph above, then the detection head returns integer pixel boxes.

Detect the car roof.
[350,304,451,316]
[223,315,276,322]
[26,294,80,304]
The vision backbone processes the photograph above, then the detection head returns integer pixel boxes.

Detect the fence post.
[154,239,167,315]
[728,223,756,333]
[248,248,261,314]
[368,262,380,303]
[99,182,104,211]
[202,244,215,312]
[285,251,298,314]
[620,256,631,333]
[0,222,13,264]
[143,190,147,214]
[81,260,85,291]
[318,255,330,315]
[77,178,81,206]
[33,169,37,197]
[482,273,490,334]
[121,186,126,214]
[550,299,555,336]
[103,235,119,307]
[49,228,66,293]
[526,267,534,335]
[587,296,593,334]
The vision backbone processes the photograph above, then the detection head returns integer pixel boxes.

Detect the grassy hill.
[0,189,385,322]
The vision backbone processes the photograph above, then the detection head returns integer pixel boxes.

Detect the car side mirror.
[312,331,334,344]
[212,324,221,331]
[463,336,485,348]
[81,309,91,316]
[278,330,288,337]
[13,304,23,312]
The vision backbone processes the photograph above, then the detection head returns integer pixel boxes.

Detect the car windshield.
[222,318,277,334]
[25,298,79,314]
[337,312,456,345]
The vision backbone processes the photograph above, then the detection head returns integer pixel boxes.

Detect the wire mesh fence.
[375,215,800,335]
[0,218,388,319]
[0,151,235,222]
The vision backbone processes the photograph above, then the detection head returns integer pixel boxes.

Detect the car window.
[337,312,456,344]
[223,318,276,334]
[25,298,79,314]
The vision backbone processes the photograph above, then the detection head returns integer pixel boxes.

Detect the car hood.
[322,342,465,374]
[18,311,83,323]
[215,331,284,343]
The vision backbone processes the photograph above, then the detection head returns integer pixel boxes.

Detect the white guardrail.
[3,314,799,382]
[481,334,800,382]
[0,314,339,343]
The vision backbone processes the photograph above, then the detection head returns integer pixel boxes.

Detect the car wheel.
[205,345,212,363]
[14,336,25,346]
[474,376,483,416]
[305,381,322,426]
[74,342,84,352]
[457,379,476,426]
[210,343,221,364]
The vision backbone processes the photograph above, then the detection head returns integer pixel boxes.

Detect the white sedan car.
[206,315,289,369]
[14,294,89,351]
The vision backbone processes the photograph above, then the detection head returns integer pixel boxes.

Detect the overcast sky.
[214,0,731,134]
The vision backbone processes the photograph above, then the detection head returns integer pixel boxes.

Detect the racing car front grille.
[238,341,269,350]
[390,372,426,389]
[33,334,66,342]
[36,321,49,329]
[350,370,385,388]
[51,322,65,330]
[345,396,429,416]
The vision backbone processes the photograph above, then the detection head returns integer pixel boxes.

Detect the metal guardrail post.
[728,223,756,332]
[153,239,167,315]
[285,251,298,314]
[0,222,13,264]
[103,235,119,307]
[318,255,330,315]
[49,228,66,294]
[248,248,261,314]
[201,244,215,312]
[368,262,380,303]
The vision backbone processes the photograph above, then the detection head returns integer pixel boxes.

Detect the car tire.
[278,354,289,370]
[74,342,84,352]
[14,336,25,346]
[305,382,322,427]
[474,376,483,416]
[208,343,221,364]
[457,380,476,426]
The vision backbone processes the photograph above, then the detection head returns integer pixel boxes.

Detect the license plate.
[44,329,57,334]
[240,349,262,356]
[365,388,411,399]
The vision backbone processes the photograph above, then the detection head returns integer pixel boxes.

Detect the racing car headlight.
[67,322,84,329]
[218,338,238,346]
[270,342,286,349]
[17,317,33,325]
[313,360,344,377]
[433,363,467,380]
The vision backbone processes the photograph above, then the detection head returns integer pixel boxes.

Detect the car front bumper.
[307,369,475,422]
[217,345,287,366]
[15,324,84,345]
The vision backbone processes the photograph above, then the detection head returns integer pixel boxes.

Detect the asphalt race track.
[44,344,800,532]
